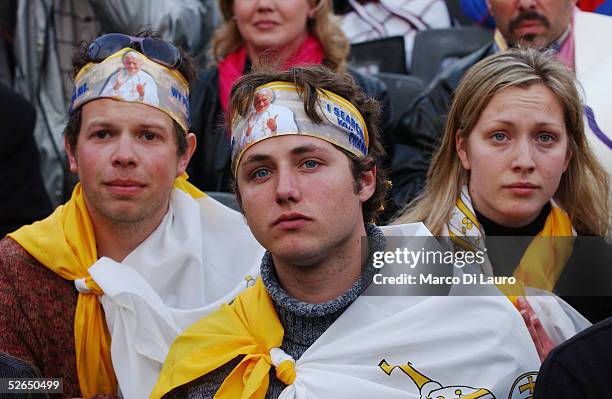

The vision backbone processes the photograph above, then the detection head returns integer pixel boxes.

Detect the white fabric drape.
[89,189,264,398]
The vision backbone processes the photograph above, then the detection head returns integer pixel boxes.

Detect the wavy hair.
[211,0,349,71]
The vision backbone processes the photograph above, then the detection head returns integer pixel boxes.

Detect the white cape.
[88,189,264,399]
[269,224,538,398]
[575,11,612,177]
[259,223,587,399]
[278,288,542,398]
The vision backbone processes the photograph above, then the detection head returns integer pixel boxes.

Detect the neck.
[246,32,308,70]
[272,222,368,303]
[88,204,169,262]
[475,203,551,237]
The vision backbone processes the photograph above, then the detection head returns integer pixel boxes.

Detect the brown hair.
[395,48,609,236]
[230,65,388,223]
[211,0,350,71]
[65,30,196,156]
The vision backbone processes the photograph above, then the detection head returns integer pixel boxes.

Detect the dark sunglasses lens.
[88,33,132,60]
[141,38,181,67]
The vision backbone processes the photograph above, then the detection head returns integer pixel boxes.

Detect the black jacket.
[0,83,52,238]
[535,317,612,399]
[187,65,393,192]
[390,44,495,209]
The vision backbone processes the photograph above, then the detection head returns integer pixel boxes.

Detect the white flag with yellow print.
[271,223,542,399]
[87,189,265,399]
[275,293,541,399]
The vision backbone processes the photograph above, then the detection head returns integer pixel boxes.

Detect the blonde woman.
[188,0,392,192]
[395,48,610,326]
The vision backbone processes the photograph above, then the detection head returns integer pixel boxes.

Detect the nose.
[112,134,138,168]
[256,0,275,12]
[510,137,536,174]
[517,0,537,11]
[275,166,301,204]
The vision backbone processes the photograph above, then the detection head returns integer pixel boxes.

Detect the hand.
[136,83,146,97]
[516,297,555,361]
[113,73,125,90]
[266,115,278,133]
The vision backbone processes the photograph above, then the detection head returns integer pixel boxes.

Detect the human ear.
[65,136,78,173]
[455,130,471,171]
[177,133,197,176]
[358,164,376,203]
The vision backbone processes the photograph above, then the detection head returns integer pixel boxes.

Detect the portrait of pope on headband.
[101,50,160,106]
[242,88,298,147]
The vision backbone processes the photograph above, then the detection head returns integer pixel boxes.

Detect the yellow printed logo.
[379,359,495,399]
[508,372,537,399]
[244,275,255,287]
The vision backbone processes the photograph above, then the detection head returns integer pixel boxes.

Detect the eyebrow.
[83,120,167,131]
[481,119,565,129]
[241,153,272,166]
[291,144,331,155]
[241,144,331,166]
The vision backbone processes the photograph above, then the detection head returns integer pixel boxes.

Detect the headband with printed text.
[230,81,369,176]
[70,47,190,131]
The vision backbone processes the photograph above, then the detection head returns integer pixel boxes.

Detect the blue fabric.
[460,0,495,27]
[595,0,612,15]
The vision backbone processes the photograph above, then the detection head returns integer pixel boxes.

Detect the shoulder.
[428,43,493,96]
[346,67,387,100]
[0,237,38,269]
[190,66,220,122]
[544,317,612,365]
[535,317,612,397]
[0,237,76,305]
[192,67,219,95]
[0,352,41,378]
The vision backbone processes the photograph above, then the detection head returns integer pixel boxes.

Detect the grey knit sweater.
[165,224,385,399]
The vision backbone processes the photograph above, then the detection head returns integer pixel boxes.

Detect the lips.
[272,212,312,230]
[504,182,539,196]
[104,179,146,196]
[254,20,279,30]
[516,20,543,33]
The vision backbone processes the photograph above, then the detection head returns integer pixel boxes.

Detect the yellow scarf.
[447,189,574,299]
[504,205,574,300]
[7,174,204,398]
[151,278,296,399]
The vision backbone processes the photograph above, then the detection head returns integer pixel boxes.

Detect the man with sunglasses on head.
[0,33,264,398]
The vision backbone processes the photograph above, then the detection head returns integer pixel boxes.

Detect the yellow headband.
[230,81,369,176]
[70,48,190,131]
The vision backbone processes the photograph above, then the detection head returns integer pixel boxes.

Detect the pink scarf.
[217,35,325,115]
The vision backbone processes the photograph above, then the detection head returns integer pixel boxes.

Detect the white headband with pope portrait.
[70,47,190,131]
[230,81,369,176]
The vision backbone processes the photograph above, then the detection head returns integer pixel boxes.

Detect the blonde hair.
[394,48,610,236]
[211,0,349,71]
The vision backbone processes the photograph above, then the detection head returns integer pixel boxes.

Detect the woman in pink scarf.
[187,0,392,193]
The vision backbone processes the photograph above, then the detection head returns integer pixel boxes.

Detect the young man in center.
[152,66,541,399]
